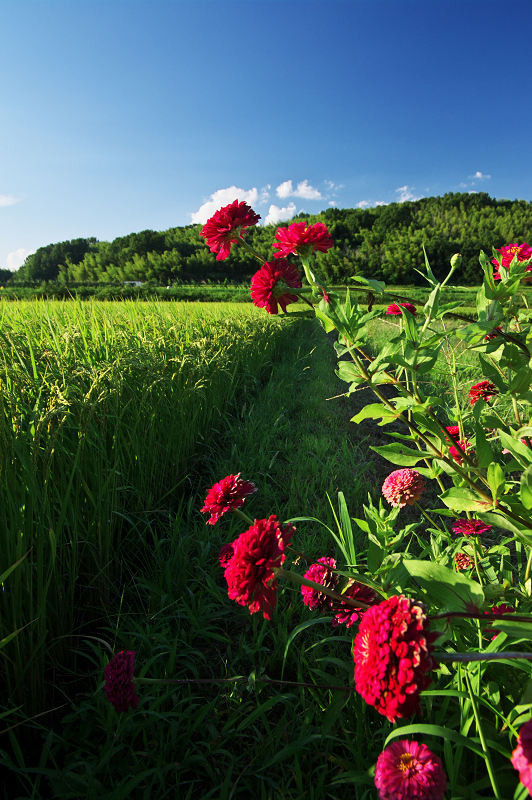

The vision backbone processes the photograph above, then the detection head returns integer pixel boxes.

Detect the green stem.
[465,671,502,800]
[237,237,267,264]
[438,651,532,663]
[524,547,532,584]
[414,500,445,533]
[233,508,254,526]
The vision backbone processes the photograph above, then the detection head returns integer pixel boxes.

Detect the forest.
[9,191,532,287]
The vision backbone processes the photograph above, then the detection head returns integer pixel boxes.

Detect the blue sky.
[1,0,531,271]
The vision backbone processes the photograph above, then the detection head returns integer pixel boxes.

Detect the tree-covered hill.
[13,192,532,286]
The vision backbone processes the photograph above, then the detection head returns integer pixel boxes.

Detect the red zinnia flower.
[386,302,417,316]
[374,740,447,800]
[331,580,378,628]
[468,380,499,405]
[382,469,425,508]
[201,473,257,525]
[452,518,492,536]
[352,595,439,722]
[225,515,295,620]
[449,439,472,466]
[301,557,338,611]
[445,425,460,441]
[512,720,532,794]
[250,259,302,314]
[484,603,514,640]
[455,552,474,571]
[272,221,333,259]
[219,543,235,568]
[201,200,260,261]
[104,651,139,713]
[484,326,503,341]
[492,243,532,280]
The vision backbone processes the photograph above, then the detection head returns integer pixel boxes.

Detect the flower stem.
[233,508,254,526]
[414,500,445,533]
[272,567,371,610]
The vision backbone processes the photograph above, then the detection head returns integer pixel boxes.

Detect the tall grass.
[0,300,289,716]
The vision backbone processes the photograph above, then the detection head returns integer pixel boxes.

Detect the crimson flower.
[455,552,474,571]
[484,603,514,640]
[219,543,235,569]
[382,469,425,508]
[386,302,417,316]
[468,380,499,405]
[484,326,503,341]
[104,651,139,713]
[449,439,472,466]
[272,221,333,259]
[374,740,447,800]
[201,200,260,261]
[250,260,302,314]
[331,580,378,628]
[445,425,460,441]
[492,243,532,280]
[301,557,338,611]
[512,720,532,794]
[452,518,492,536]
[201,473,257,525]
[225,515,295,620]
[352,595,439,722]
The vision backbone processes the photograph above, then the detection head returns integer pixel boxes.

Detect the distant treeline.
[7,191,532,287]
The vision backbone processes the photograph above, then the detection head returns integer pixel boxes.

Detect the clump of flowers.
[218,543,234,568]
[452,518,492,536]
[385,302,417,316]
[301,557,338,611]
[445,425,460,441]
[468,380,499,405]
[201,473,257,525]
[455,552,474,571]
[272,221,333,259]
[374,740,447,800]
[484,603,514,640]
[250,260,302,315]
[382,469,425,508]
[484,326,503,341]
[104,651,139,713]
[201,199,260,260]
[492,243,532,280]
[449,439,472,466]
[512,720,532,794]
[331,580,378,628]
[225,515,295,620]
[352,595,439,722]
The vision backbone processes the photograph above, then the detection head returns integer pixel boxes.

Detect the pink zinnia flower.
[386,302,417,316]
[512,720,532,794]
[225,515,295,620]
[374,740,447,800]
[452,518,492,536]
[301,557,338,611]
[455,552,474,571]
[272,221,333,259]
[104,651,139,713]
[484,603,514,640]
[492,243,532,280]
[219,543,235,568]
[201,200,260,261]
[468,380,499,405]
[449,439,472,466]
[382,469,425,508]
[201,473,257,525]
[331,580,378,628]
[250,259,302,314]
[352,595,439,722]
[484,326,503,341]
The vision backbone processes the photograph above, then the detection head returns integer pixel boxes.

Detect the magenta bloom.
[201,200,260,261]
[468,380,499,405]
[386,302,417,316]
[449,439,472,466]
[455,552,474,571]
[445,425,460,441]
[225,515,295,620]
[301,557,338,611]
[201,473,257,525]
[352,595,438,722]
[374,740,447,800]
[512,720,532,794]
[484,326,503,341]
[382,469,425,508]
[492,243,532,280]
[250,259,302,314]
[104,651,139,713]
[219,543,235,569]
[484,603,514,640]
[452,518,492,536]
[272,221,333,259]
[331,580,378,628]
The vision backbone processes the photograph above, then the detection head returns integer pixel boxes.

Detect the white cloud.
[0,194,20,207]
[190,186,262,225]
[468,171,491,180]
[395,185,422,203]
[258,185,271,204]
[276,179,322,200]
[375,201,388,206]
[357,200,369,208]
[328,201,337,207]
[6,247,34,271]
[264,203,297,226]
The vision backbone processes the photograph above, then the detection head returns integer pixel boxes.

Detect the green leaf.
[478,354,508,393]
[385,724,485,758]
[510,367,532,394]
[351,403,399,426]
[440,487,490,513]
[371,442,426,466]
[520,465,532,510]
[499,431,532,467]
[474,419,494,468]
[336,360,365,384]
[403,560,484,610]
[350,275,385,295]
[487,462,506,500]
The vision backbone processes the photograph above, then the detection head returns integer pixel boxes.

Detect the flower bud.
[450,253,462,268]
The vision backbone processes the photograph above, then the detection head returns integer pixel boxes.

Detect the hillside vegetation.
[10,191,532,287]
